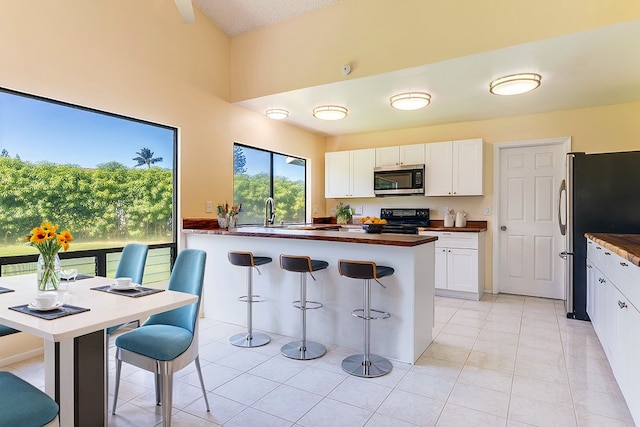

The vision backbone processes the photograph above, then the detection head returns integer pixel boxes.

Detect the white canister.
[455,210,467,227]
[444,211,455,227]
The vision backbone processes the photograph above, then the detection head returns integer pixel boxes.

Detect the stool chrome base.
[281,340,326,360]
[341,354,392,378]
[229,332,270,348]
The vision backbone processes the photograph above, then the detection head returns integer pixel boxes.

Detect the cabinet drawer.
[419,231,478,249]
[610,254,640,312]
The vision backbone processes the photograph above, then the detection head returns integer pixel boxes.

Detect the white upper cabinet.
[424,142,452,196]
[425,138,483,196]
[375,146,399,167]
[325,149,375,198]
[375,144,426,167]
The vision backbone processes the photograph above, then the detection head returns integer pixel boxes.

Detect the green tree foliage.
[133,147,163,168]
[234,145,247,174]
[233,172,304,224]
[0,157,172,245]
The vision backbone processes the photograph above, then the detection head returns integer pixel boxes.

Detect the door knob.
[500,225,507,231]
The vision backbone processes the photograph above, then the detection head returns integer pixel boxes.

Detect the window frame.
[0,87,178,276]
[233,142,307,225]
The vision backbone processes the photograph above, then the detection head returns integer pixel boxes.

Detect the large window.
[0,88,176,280]
[233,143,306,225]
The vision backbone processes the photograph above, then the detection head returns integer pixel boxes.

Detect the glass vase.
[218,216,227,229]
[37,253,61,292]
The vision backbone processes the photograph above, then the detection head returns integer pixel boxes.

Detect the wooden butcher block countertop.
[585,233,640,267]
[418,220,488,233]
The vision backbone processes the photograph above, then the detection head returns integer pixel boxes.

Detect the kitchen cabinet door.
[627,305,640,424]
[434,247,447,290]
[453,138,484,196]
[586,261,596,322]
[447,248,478,293]
[325,149,375,198]
[425,141,453,196]
[592,264,607,341]
[350,148,375,197]
[614,287,630,393]
[325,151,351,198]
[603,275,617,362]
[375,146,400,167]
[399,144,426,165]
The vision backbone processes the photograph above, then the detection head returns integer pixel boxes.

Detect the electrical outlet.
[355,206,363,215]
[313,205,319,214]
[484,206,491,215]
[442,206,449,214]
[205,201,213,213]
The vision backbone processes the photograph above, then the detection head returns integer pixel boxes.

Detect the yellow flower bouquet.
[25,221,73,291]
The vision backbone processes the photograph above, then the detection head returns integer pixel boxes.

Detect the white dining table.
[0,274,198,427]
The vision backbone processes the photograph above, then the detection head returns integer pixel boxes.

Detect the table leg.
[46,331,106,427]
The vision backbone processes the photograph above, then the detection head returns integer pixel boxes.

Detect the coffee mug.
[34,293,57,308]
[114,277,133,288]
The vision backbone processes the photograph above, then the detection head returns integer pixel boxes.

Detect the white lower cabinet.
[586,238,640,425]
[419,231,484,300]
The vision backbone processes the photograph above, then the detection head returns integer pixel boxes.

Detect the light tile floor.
[3,294,636,426]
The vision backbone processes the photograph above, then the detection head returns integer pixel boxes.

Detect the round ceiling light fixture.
[312,105,348,120]
[489,73,542,96]
[390,92,431,110]
[265,108,289,120]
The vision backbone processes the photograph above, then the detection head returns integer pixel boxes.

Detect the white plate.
[28,302,64,311]
[110,283,141,291]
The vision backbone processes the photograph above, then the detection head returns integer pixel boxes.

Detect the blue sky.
[0,91,173,168]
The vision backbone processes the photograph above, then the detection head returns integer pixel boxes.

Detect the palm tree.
[133,148,163,168]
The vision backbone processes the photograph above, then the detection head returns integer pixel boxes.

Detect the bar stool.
[279,254,328,360]
[338,259,394,378]
[228,251,272,347]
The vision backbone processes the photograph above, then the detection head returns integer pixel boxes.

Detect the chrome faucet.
[264,197,275,226]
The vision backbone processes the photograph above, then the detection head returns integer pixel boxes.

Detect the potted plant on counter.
[335,202,354,225]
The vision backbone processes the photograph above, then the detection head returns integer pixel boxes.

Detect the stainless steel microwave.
[373,164,425,196]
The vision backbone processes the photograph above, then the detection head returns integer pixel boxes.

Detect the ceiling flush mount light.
[489,73,542,96]
[312,105,348,120]
[265,108,289,120]
[390,92,431,110]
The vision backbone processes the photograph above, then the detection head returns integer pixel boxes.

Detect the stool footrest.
[351,308,391,320]
[292,300,323,310]
[238,295,266,303]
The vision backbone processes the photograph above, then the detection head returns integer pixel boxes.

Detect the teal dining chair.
[0,371,59,427]
[106,243,149,335]
[111,249,210,427]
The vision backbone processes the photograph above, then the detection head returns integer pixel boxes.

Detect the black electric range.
[379,208,430,234]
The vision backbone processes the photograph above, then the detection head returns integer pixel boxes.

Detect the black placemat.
[90,285,164,298]
[9,304,90,320]
[0,287,15,294]
[61,274,93,281]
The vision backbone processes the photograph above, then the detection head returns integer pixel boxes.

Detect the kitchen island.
[184,227,437,363]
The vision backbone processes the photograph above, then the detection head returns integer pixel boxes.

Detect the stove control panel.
[380,208,430,220]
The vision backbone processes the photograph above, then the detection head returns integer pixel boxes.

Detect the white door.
[497,140,566,298]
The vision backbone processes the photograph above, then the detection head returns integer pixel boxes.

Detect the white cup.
[34,293,57,308]
[114,277,133,288]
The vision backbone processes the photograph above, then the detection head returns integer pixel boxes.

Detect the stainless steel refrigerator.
[558,151,640,320]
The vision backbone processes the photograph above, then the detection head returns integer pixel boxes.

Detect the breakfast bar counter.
[184,227,436,363]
